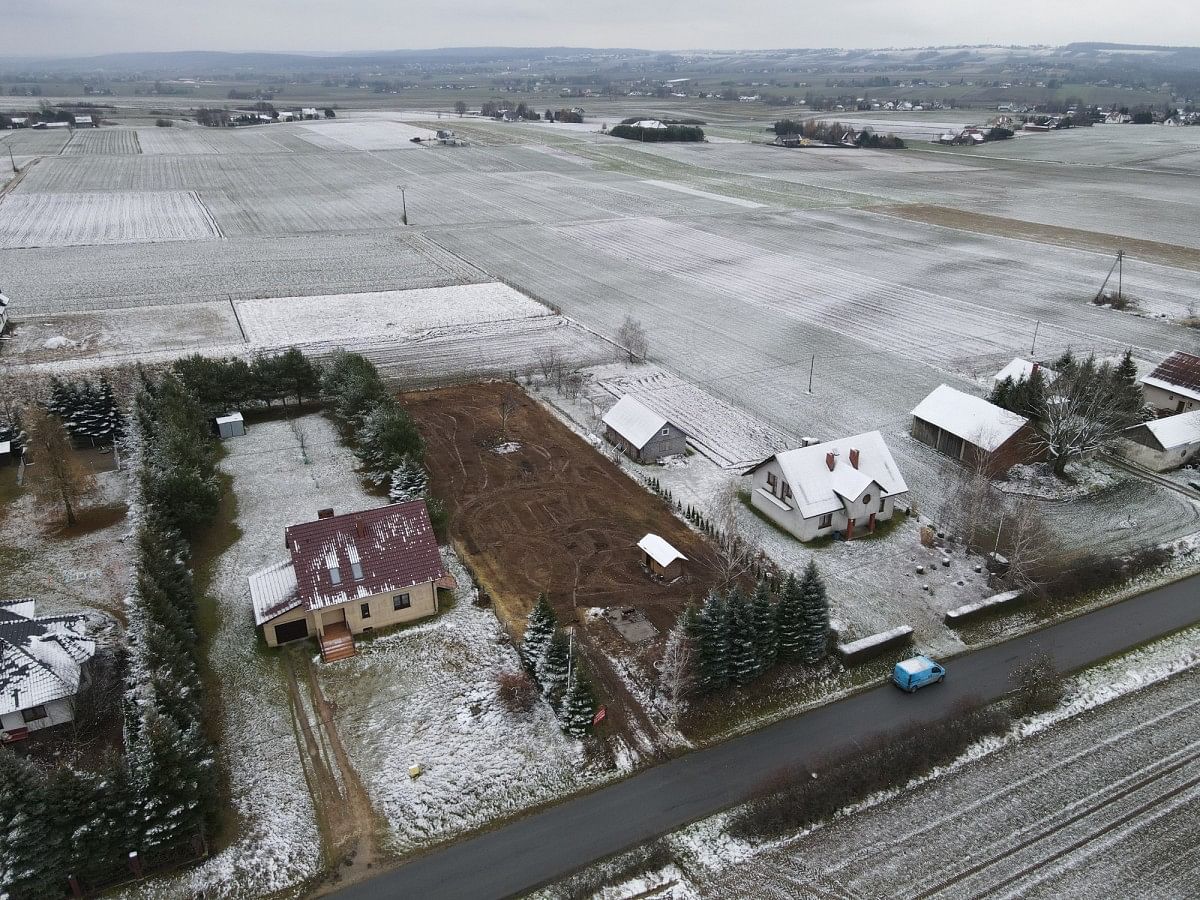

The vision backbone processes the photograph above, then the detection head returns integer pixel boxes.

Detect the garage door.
[274,619,308,644]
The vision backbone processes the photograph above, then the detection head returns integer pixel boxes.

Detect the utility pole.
[807,353,815,394]
[7,147,15,174]
[1117,249,1124,300]
[399,186,408,226]
[1030,320,1041,356]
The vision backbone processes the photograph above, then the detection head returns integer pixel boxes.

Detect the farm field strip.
[3,230,480,314]
[234,282,550,346]
[0,188,220,248]
[297,119,438,150]
[60,128,142,155]
[597,369,792,467]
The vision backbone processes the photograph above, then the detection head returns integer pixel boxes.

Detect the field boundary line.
[191,189,225,239]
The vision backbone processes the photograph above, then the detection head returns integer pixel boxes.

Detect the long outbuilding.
[911,384,1038,473]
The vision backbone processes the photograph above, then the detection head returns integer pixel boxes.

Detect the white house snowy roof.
[993,358,1055,385]
[912,385,1029,453]
[749,431,908,519]
[0,600,95,717]
[1138,410,1200,450]
[602,395,670,450]
[249,559,300,626]
[637,534,687,567]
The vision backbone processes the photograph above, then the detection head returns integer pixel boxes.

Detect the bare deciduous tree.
[655,616,694,724]
[26,406,95,527]
[498,392,519,441]
[1031,356,1130,477]
[711,479,758,587]
[616,315,649,363]
[998,495,1052,591]
[454,100,467,117]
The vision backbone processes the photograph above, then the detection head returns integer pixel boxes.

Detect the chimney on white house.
[849,448,860,469]
[825,450,837,471]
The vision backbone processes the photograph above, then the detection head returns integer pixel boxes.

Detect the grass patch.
[190,465,243,853]
[43,502,128,538]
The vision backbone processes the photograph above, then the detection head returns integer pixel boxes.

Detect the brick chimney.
[826,451,836,471]
[849,448,860,469]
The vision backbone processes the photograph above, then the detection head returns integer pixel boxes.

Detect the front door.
[321,608,346,634]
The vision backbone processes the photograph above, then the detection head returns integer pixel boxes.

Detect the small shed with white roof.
[1120,409,1200,472]
[215,411,245,439]
[637,533,687,580]
[602,395,687,463]
[911,384,1039,473]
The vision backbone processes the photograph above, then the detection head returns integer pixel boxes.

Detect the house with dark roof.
[1142,350,1200,417]
[744,431,909,541]
[249,501,454,661]
[1,599,96,742]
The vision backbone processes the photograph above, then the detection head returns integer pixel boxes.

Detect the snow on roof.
[629,119,667,128]
[249,559,300,626]
[0,441,10,456]
[637,533,687,568]
[0,600,95,716]
[1140,410,1200,450]
[896,656,933,675]
[1142,351,1200,403]
[912,385,1029,453]
[284,501,445,615]
[838,625,912,656]
[992,358,1055,384]
[751,431,908,520]
[215,411,243,425]
[602,395,670,450]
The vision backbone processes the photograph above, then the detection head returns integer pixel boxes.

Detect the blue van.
[893,655,946,692]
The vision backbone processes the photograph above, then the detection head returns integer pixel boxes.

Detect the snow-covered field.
[315,549,604,855]
[60,129,142,156]
[544,625,1200,898]
[298,119,438,150]
[0,189,219,248]
[235,282,549,346]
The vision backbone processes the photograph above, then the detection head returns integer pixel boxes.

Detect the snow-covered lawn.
[314,549,603,855]
[298,120,438,150]
[235,282,549,347]
[0,190,220,248]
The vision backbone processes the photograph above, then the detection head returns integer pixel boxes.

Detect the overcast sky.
[9,0,1197,57]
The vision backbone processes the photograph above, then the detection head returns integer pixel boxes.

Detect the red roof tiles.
[285,501,445,613]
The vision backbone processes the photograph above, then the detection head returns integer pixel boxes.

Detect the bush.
[495,670,538,714]
[1033,545,1173,603]
[730,697,1010,839]
[609,123,704,142]
[1009,653,1064,716]
[154,118,174,127]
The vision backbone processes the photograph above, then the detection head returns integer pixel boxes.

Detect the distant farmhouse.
[250,502,453,661]
[1,599,96,742]
[745,431,908,541]
[1120,410,1200,472]
[992,357,1055,387]
[602,395,687,463]
[911,384,1038,473]
[1141,350,1200,416]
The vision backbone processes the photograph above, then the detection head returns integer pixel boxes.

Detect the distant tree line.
[773,119,904,148]
[609,123,704,142]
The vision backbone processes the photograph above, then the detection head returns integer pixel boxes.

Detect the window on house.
[862,494,872,506]
[661,427,670,436]
[350,561,364,580]
[766,472,778,495]
[782,483,792,499]
[818,513,833,529]
[393,593,411,611]
[22,705,47,723]
[360,602,371,619]
[329,566,342,585]
[879,496,886,512]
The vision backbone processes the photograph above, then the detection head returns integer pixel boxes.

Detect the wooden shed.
[637,533,687,580]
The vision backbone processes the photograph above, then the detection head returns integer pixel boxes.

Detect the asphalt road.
[334,572,1200,900]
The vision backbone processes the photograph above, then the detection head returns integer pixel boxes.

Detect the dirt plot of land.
[405,382,720,634]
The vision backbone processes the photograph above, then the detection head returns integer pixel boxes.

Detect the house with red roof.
[249,501,454,661]
[1141,350,1200,417]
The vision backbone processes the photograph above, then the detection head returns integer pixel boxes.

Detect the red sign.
[592,706,607,726]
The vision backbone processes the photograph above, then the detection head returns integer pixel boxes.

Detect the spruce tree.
[0,750,66,899]
[560,672,597,737]
[538,630,571,705]
[727,588,759,686]
[522,593,556,669]
[775,573,805,661]
[389,455,429,502]
[988,375,1015,410]
[1112,348,1147,425]
[694,591,731,692]
[751,578,778,672]
[798,560,830,664]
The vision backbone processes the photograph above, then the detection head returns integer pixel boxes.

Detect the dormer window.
[351,561,363,580]
[766,471,778,495]
[329,565,341,585]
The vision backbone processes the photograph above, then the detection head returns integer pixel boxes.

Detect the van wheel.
[938,675,945,683]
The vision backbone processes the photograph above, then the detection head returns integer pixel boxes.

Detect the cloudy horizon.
[8,0,1199,59]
